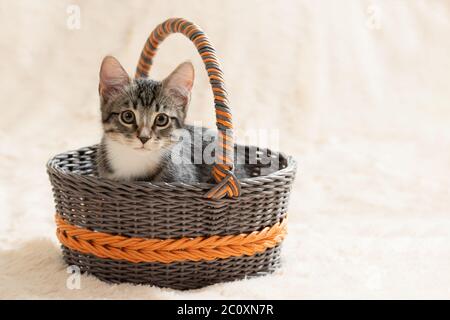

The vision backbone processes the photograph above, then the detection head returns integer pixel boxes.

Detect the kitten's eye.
[155,113,169,127]
[120,110,135,124]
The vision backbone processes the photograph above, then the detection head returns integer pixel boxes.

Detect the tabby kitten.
[96,56,220,183]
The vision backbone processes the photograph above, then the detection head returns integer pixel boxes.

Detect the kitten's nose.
[138,136,150,144]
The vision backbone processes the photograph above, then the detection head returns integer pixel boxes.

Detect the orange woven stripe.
[200,51,217,58]
[193,35,208,43]
[222,143,233,151]
[216,185,231,198]
[163,19,171,31]
[138,59,149,71]
[212,169,221,182]
[216,163,233,171]
[214,95,228,103]
[149,38,159,50]
[212,86,226,93]
[202,58,217,63]
[157,25,164,37]
[213,166,226,178]
[174,19,183,31]
[218,154,232,164]
[229,179,239,195]
[217,118,232,128]
[197,40,210,48]
[215,109,231,119]
[55,214,287,264]
[207,67,222,74]
[185,25,196,37]
[219,131,232,141]
[143,45,155,57]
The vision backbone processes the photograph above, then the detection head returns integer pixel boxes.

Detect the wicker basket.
[47,18,297,290]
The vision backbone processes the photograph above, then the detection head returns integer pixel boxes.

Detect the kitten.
[96,56,249,183]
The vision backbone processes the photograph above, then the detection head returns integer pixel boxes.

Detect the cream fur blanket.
[1,0,449,299]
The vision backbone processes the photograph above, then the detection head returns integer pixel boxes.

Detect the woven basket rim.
[47,144,297,193]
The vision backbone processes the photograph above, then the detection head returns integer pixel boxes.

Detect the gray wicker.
[47,145,296,289]
[47,17,297,290]
[62,245,282,290]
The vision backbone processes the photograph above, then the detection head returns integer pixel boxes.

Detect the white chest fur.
[105,138,163,180]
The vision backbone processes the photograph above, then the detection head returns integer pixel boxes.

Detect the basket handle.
[135,18,240,200]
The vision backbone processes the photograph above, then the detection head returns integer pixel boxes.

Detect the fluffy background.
[1,0,449,299]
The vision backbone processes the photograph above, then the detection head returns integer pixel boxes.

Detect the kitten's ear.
[162,61,194,106]
[99,56,130,101]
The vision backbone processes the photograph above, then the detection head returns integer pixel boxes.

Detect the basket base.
[62,245,282,290]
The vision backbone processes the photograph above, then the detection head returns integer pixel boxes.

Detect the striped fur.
[97,58,198,182]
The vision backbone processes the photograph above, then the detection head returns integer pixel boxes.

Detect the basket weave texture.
[48,146,296,289]
[48,17,297,290]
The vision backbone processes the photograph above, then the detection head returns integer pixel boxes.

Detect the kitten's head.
[99,56,194,152]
